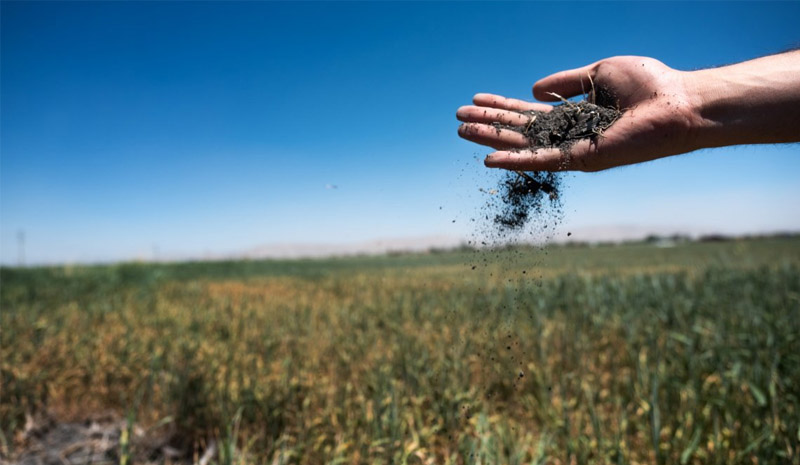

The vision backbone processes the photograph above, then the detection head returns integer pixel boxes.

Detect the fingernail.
[459,123,476,135]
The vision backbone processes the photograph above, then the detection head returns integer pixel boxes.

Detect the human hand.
[457,56,702,172]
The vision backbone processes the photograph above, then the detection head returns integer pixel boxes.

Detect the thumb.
[533,62,597,102]
[484,137,608,172]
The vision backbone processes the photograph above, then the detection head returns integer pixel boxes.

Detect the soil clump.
[503,99,620,150]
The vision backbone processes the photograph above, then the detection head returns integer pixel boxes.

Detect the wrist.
[680,68,740,150]
[681,51,800,148]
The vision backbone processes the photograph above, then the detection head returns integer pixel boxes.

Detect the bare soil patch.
[6,412,192,465]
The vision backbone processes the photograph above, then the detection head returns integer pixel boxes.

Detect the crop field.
[2,237,799,464]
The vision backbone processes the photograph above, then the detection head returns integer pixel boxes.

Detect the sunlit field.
[2,237,799,464]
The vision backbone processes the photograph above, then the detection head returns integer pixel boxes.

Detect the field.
[2,237,799,464]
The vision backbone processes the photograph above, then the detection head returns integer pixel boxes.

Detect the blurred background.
[2,1,799,265]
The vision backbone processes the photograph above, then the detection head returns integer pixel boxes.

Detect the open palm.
[457,57,702,172]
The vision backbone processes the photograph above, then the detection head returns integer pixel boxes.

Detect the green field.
[2,237,799,464]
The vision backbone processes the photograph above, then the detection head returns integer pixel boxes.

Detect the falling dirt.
[488,96,620,232]
[493,171,560,230]
[456,94,622,441]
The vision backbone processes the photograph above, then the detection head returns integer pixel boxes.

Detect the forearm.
[684,50,800,148]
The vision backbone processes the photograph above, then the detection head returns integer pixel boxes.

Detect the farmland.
[2,237,799,464]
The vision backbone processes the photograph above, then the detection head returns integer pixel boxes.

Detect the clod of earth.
[496,99,621,150]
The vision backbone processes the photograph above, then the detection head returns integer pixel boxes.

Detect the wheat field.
[2,237,799,464]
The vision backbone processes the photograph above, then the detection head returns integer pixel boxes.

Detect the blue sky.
[2,1,799,264]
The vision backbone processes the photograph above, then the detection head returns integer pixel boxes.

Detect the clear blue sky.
[2,1,799,264]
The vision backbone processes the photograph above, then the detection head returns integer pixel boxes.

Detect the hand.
[457,56,702,172]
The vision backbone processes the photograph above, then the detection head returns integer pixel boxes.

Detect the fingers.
[484,149,569,171]
[456,105,531,126]
[458,123,529,150]
[533,63,596,101]
[472,93,553,113]
[484,139,604,172]
[456,93,549,151]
